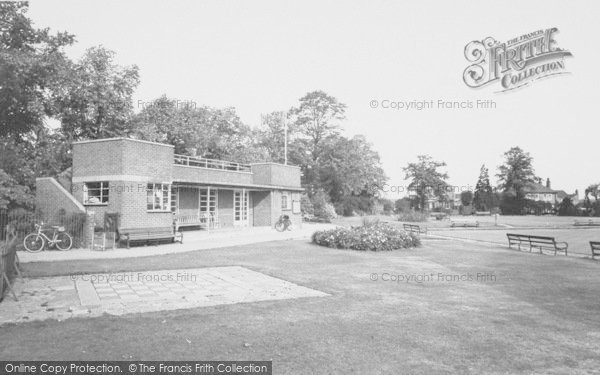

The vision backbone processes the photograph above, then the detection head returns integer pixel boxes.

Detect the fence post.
[84,211,95,249]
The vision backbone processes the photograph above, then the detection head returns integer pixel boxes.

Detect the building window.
[147,183,170,211]
[281,192,291,210]
[83,181,109,205]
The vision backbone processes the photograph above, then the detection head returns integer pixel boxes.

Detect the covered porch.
[171,184,272,231]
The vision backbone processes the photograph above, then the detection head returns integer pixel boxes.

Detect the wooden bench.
[574,219,600,227]
[1,225,21,301]
[507,233,568,256]
[173,213,211,232]
[450,220,479,228]
[403,223,427,235]
[591,241,600,259]
[118,227,183,248]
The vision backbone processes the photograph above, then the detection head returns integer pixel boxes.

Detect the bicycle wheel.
[55,232,73,251]
[23,234,45,253]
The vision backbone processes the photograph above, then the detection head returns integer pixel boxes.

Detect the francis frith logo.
[463,28,572,92]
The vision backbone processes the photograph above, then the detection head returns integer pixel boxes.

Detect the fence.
[0,209,87,250]
[1,224,20,301]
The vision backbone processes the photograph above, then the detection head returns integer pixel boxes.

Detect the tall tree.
[496,147,537,214]
[255,111,304,164]
[0,1,74,138]
[132,96,266,161]
[318,135,387,202]
[404,155,449,212]
[473,164,494,210]
[289,91,346,191]
[497,147,537,199]
[54,46,139,141]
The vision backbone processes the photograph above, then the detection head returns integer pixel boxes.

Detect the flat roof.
[172,180,304,191]
[72,137,175,148]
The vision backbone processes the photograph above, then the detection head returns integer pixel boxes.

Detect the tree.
[132,96,268,162]
[0,1,75,138]
[289,91,346,190]
[318,135,387,203]
[497,147,537,214]
[460,191,473,207]
[255,111,297,164]
[584,183,600,216]
[394,197,412,213]
[54,46,140,141]
[557,197,577,216]
[404,155,449,212]
[0,169,33,209]
[473,164,494,210]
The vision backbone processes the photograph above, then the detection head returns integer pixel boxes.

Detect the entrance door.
[233,189,249,227]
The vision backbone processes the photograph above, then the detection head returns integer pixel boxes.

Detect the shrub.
[361,216,381,227]
[334,196,377,216]
[310,190,337,221]
[312,222,420,251]
[397,210,429,222]
[300,193,314,216]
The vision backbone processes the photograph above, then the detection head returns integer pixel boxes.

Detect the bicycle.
[275,214,292,232]
[23,223,73,252]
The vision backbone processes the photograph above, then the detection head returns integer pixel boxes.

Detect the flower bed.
[312,223,420,251]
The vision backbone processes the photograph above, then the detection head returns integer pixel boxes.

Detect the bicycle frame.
[31,225,61,248]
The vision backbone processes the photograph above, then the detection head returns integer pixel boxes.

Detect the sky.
[27,0,600,198]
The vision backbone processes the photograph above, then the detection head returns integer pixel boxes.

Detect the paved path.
[18,223,336,263]
[0,266,328,325]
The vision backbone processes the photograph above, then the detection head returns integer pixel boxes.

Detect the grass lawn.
[2,238,600,373]
[333,214,595,229]
[430,228,600,256]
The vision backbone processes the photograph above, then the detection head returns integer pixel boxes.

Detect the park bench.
[574,219,600,227]
[403,223,427,235]
[450,220,479,228]
[591,242,600,259]
[173,213,211,232]
[118,227,183,248]
[1,225,21,301]
[506,233,568,256]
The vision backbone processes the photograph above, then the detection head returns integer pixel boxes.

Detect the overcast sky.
[28,0,599,197]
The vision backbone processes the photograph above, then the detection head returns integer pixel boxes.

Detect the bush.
[300,193,314,216]
[310,190,337,221]
[334,196,377,216]
[397,210,429,222]
[312,222,420,251]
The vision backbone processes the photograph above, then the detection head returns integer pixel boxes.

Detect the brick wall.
[270,190,302,228]
[172,165,253,185]
[251,163,301,188]
[252,191,272,226]
[36,178,86,223]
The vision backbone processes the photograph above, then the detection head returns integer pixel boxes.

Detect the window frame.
[83,181,110,205]
[281,191,292,210]
[146,183,171,212]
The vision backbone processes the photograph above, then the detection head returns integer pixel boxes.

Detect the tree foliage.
[497,147,537,214]
[54,46,140,141]
[473,164,495,211]
[0,1,74,138]
[404,155,449,212]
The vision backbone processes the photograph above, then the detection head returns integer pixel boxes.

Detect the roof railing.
[174,154,252,172]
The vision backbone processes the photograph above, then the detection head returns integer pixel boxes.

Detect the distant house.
[523,179,578,206]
